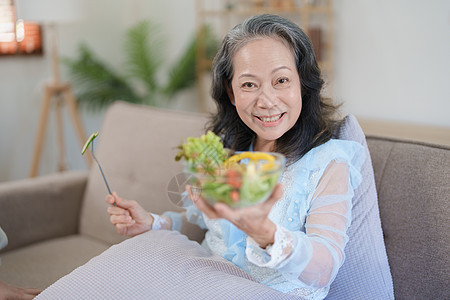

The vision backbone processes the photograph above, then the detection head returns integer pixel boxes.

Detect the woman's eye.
[277,77,289,85]
[241,82,256,89]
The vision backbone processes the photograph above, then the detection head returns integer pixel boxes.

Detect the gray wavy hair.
[208,14,340,163]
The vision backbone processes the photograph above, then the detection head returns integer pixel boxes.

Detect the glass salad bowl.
[184,151,286,208]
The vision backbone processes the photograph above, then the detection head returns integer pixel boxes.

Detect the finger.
[186,185,206,209]
[187,186,218,219]
[186,185,201,204]
[115,221,135,234]
[24,288,43,296]
[20,294,36,300]
[107,192,120,207]
[110,214,133,225]
[112,191,120,203]
[106,194,115,205]
[107,206,130,216]
[112,192,137,210]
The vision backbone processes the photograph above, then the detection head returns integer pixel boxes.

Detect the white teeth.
[259,114,282,122]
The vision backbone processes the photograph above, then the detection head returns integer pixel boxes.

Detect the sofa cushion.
[0,235,109,289]
[79,102,208,245]
[327,115,394,299]
[367,137,450,300]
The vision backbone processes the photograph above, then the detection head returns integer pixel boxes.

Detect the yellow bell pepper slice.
[225,152,275,171]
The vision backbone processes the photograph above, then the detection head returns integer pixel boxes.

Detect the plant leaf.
[163,24,219,97]
[63,44,142,111]
[124,21,163,94]
[162,34,196,97]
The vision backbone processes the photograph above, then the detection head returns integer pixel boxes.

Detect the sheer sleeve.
[246,160,354,289]
[163,190,208,231]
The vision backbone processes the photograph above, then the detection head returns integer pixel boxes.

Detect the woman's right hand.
[105,192,153,237]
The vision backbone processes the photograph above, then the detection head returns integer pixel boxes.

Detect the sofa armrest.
[0,171,88,253]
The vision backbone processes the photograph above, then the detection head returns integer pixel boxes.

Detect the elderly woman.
[33,14,392,300]
[106,14,374,299]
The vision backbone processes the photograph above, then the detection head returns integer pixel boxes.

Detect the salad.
[175,131,285,207]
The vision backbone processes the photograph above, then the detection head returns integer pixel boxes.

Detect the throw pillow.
[326,115,394,299]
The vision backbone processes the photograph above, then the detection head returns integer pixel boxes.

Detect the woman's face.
[228,37,302,152]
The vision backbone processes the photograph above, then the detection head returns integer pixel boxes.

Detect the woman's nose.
[255,85,277,109]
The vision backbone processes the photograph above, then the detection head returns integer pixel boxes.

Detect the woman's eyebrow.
[271,66,291,74]
[237,66,292,79]
[238,73,257,79]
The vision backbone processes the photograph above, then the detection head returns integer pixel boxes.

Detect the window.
[0,0,42,55]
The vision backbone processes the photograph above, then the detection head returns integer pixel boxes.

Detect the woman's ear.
[225,81,235,106]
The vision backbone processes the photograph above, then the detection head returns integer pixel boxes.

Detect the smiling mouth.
[255,113,285,123]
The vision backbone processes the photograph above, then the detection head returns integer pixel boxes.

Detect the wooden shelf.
[199,6,332,16]
[358,117,450,147]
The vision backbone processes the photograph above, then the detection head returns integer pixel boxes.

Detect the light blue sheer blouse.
[165,139,365,299]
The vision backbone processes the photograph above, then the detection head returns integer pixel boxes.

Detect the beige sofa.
[0,102,448,299]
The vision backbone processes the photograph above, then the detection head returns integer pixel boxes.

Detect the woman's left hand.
[187,184,283,248]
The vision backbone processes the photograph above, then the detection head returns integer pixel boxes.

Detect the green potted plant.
[64,20,218,111]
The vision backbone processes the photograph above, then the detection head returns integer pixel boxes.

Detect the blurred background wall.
[0,0,449,182]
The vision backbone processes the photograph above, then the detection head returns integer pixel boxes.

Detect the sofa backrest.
[79,102,450,299]
[367,136,450,300]
[79,102,208,245]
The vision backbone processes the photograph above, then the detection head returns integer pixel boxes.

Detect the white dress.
[165,139,365,299]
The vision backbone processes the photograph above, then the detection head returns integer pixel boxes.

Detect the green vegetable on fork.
[82,132,115,205]
[81,132,98,155]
